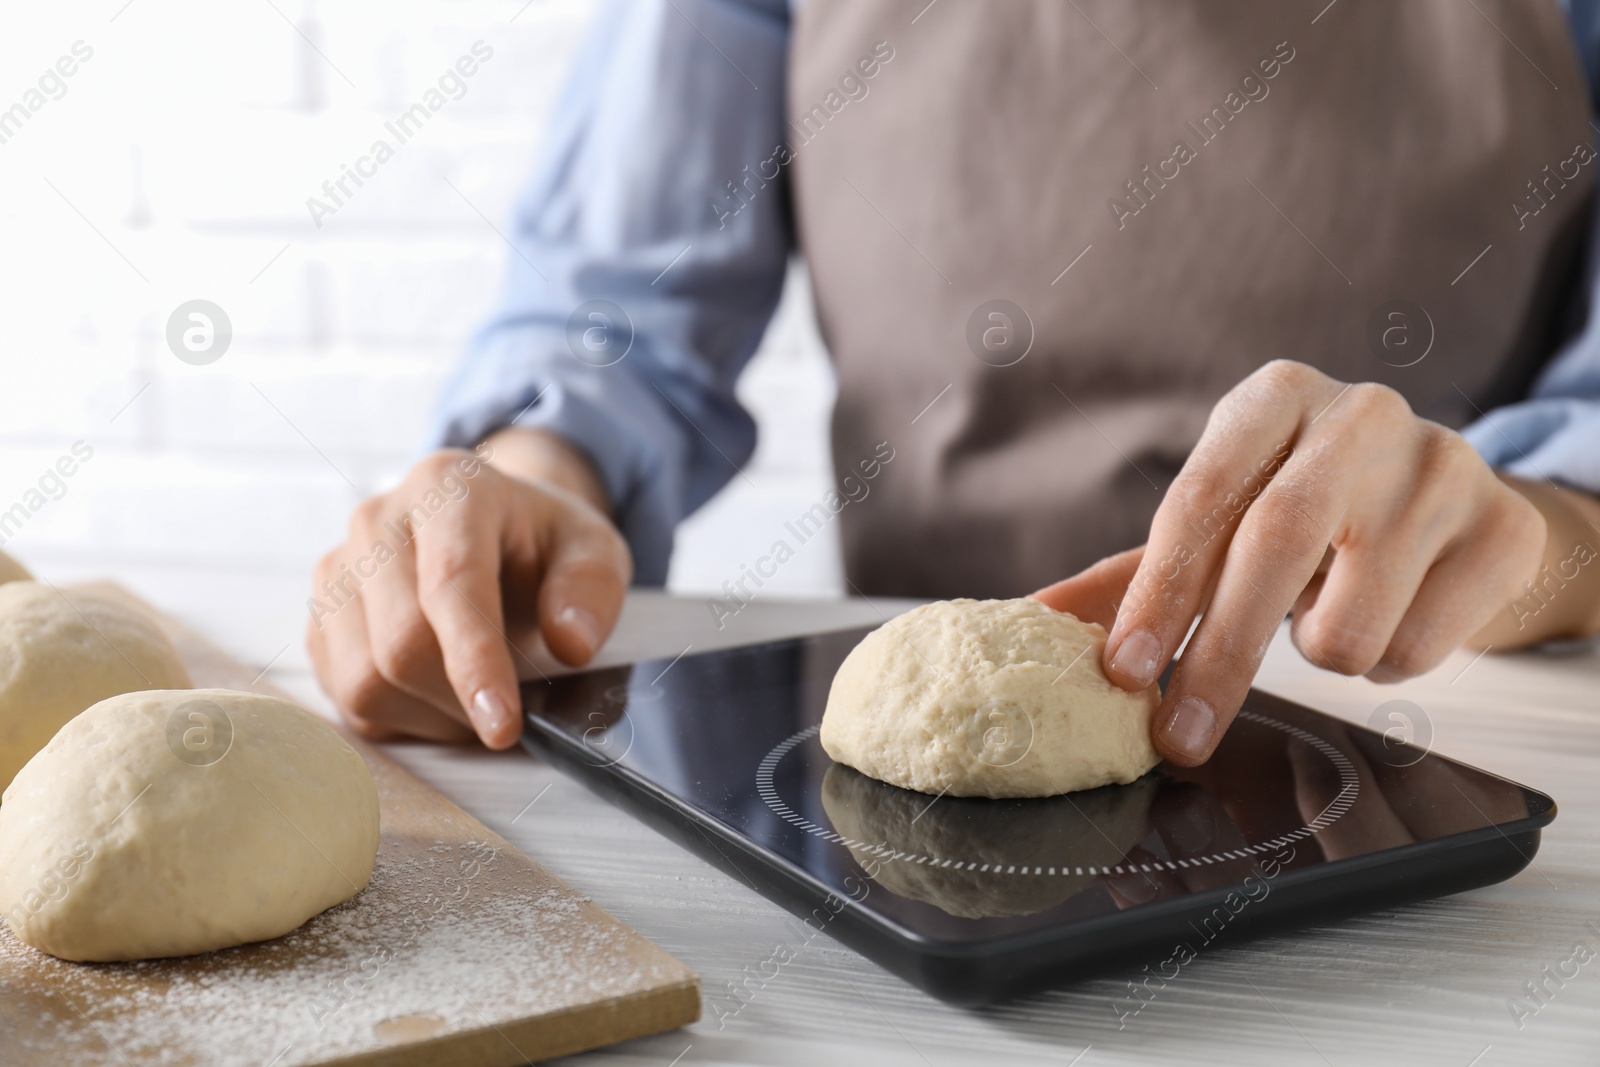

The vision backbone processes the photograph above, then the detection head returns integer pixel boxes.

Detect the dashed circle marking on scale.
[756,711,1359,877]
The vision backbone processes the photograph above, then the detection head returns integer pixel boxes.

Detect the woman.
[309,0,1600,767]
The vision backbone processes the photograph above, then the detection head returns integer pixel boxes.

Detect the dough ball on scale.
[821,598,1161,798]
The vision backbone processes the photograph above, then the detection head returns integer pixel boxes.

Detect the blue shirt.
[431,0,1600,584]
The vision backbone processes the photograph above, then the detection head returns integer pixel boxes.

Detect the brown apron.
[788,0,1595,598]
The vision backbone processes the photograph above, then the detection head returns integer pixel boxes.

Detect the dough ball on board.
[820,598,1161,798]
[0,688,380,962]
[0,550,30,586]
[0,582,193,792]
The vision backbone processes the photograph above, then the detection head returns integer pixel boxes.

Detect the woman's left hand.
[1033,359,1596,767]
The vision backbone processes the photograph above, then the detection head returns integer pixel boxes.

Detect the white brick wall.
[0,0,840,666]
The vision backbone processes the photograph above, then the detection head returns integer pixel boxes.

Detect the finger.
[1290,514,1434,679]
[1030,545,1144,630]
[413,501,523,750]
[1367,512,1537,683]
[1292,552,1426,679]
[355,532,473,723]
[1369,468,1544,682]
[1104,362,1332,692]
[1155,384,1405,765]
[1290,430,1467,676]
[1156,519,1327,766]
[1289,566,1327,619]
[305,587,476,744]
[536,508,631,666]
[306,606,391,739]
[1155,472,1346,764]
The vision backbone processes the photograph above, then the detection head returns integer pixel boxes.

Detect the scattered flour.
[2,839,682,1065]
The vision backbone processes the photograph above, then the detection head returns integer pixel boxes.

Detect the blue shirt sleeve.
[428,0,794,585]
[1463,0,1600,494]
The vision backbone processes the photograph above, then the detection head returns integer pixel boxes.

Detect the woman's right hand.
[306,429,631,750]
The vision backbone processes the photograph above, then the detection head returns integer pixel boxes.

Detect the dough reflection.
[821,764,1159,919]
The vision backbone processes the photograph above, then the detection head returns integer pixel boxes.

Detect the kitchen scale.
[519,627,1555,1006]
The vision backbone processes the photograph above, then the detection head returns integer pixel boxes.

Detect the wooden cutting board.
[0,583,700,1066]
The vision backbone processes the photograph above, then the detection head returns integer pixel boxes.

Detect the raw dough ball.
[0,688,380,962]
[821,598,1161,798]
[0,582,193,791]
[0,550,30,586]
[822,764,1157,918]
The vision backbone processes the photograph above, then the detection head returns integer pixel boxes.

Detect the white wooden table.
[248,591,1600,1067]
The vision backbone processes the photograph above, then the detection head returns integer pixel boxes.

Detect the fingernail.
[1108,629,1162,689]
[1161,696,1218,764]
[557,605,601,655]
[471,688,515,741]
